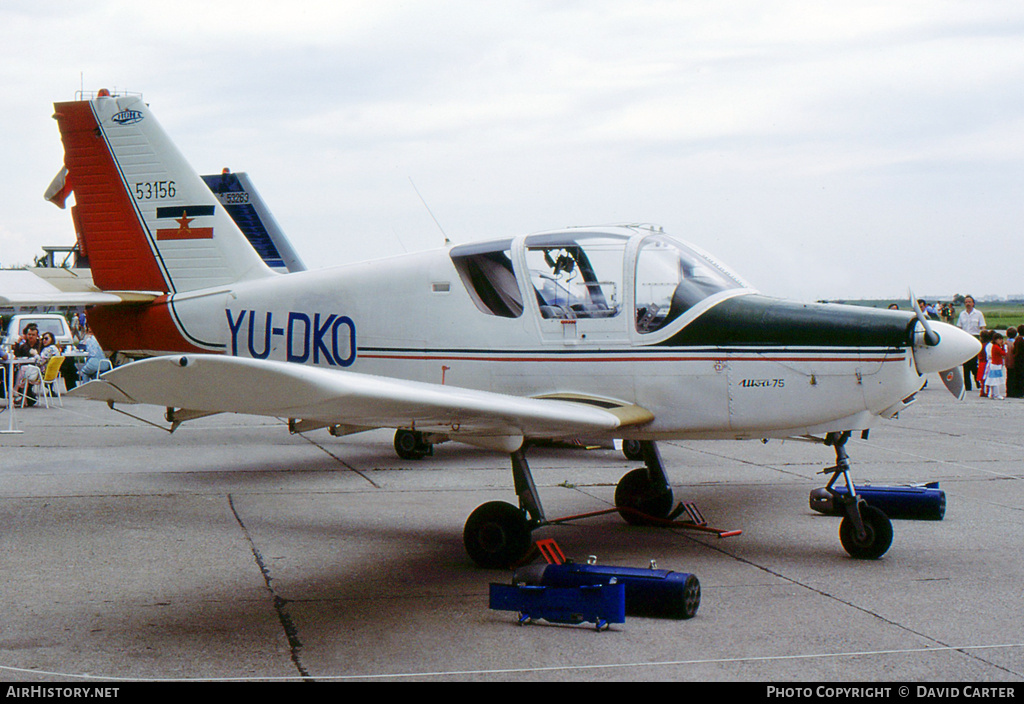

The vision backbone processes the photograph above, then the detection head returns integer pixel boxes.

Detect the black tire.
[614,467,674,526]
[840,504,893,559]
[394,429,430,460]
[463,501,533,569]
[622,439,644,461]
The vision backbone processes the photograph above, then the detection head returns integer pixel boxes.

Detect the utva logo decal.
[112,110,144,125]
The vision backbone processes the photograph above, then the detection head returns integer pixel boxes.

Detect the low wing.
[70,354,653,451]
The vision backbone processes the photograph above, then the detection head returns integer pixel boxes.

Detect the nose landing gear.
[823,432,893,560]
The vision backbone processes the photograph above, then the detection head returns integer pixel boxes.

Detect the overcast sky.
[2,1,1023,302]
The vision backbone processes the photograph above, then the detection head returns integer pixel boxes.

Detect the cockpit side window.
[524,235,625,320]
[635,235,743,333]
[450,242,524,318]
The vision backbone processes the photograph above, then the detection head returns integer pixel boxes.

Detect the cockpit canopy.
[524,232,626,322]
[450,226,748,333]
[633,234,746,333]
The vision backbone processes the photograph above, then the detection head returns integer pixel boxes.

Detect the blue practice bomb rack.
[488,582,626,631]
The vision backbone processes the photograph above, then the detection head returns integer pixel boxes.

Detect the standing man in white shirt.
[957,295,986,391]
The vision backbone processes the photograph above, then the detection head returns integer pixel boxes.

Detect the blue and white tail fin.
[201,170,307,273]
[54,92,276,294]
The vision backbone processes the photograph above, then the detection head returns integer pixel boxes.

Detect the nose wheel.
[839,503,893,559]
[463,500,534,569]
[823,432,893,560]
[394,429,433,460]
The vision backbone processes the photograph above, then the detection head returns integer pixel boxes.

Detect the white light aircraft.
[12,91,981,568]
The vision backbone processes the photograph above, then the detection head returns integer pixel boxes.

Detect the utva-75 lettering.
[227,309,356,366]
[739,378,785,388]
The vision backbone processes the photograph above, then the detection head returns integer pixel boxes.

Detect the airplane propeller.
[910,289,940,346]
[908,290,977,399]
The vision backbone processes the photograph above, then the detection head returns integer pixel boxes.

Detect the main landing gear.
[822,432,893,560]
[463,450,543,569]
[613,441,674,525]
[393,429,433,460]
[463,441,677,569]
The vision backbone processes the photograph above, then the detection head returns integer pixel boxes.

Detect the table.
[1,357,36,435]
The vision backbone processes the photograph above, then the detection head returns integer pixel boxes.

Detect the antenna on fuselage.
[409,178,451,246]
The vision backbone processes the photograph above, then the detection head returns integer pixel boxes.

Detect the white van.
[2,313,75,348]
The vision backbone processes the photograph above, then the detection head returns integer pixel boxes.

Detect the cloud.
[2,1,1023,300]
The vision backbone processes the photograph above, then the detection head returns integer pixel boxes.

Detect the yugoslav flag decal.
[156,206,215,241]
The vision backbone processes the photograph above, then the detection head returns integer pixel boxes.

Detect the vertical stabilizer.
[201,171,307,273]
[53,93,275,294]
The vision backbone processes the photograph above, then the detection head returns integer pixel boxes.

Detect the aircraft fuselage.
[89,226,927,440]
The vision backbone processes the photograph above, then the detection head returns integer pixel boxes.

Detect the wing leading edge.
[70,355,653,451]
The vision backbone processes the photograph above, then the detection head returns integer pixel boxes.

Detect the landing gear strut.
[822,432,893,560]
[462,440,727,568]
[463,449,545,569]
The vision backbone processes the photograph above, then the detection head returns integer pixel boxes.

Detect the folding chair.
[38,355,65,408]
[79,357,112,382]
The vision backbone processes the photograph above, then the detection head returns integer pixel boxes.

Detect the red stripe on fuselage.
[357,352,905,364]
[54,100,168,293]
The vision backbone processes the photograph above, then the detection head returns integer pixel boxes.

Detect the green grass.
[836,300,1024,330]
[977,304,1024,331]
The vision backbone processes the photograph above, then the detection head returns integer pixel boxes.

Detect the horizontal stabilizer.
[0,270,158,307]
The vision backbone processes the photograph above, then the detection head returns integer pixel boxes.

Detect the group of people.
[956,295,1024,400]
[1,317,109,407]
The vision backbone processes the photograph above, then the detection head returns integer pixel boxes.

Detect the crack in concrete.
[228,494,312,681]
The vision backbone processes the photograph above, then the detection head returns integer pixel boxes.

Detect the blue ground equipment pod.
[489,582,626,631]
[513,561,701,619]
[809,482,945,520]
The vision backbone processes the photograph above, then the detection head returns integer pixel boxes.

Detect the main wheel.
[463,501,533,569]
[394,429,431,460]
[622,439,644,461]
[840,504,893,559]
[614,467,674,526]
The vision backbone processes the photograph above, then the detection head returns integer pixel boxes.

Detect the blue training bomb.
[513,561,701,619]
[810,482,945,521]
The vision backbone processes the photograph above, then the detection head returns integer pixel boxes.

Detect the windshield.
[635,235,745,333]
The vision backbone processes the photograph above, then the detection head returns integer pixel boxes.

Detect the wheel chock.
[535,537,566,565]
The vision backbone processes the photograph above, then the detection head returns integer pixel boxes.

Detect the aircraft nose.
[912,320,981,375]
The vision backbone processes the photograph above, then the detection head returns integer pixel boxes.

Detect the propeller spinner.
[908,290,980,399]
